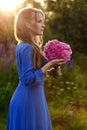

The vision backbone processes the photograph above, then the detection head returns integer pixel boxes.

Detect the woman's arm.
[20,44,44,86]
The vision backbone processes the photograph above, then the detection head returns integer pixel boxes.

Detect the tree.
[44,0,87,55]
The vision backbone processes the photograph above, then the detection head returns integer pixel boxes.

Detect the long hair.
[14,7,45,69]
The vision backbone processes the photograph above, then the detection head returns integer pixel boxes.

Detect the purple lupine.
[66,59,74,69]
[0,43,16,70]
[3,56,10,69]
[9,43,16,64]
[68,110,74,117]
[0,44,7,58]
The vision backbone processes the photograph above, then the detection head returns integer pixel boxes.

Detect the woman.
[6,7,65,130]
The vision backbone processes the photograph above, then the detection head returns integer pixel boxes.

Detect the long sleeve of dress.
[20,44,44,86]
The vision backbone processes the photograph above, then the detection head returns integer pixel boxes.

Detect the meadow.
[0,43,87,130]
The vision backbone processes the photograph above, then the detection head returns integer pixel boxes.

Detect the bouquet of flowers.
[43,39,72,76]
[43,39,72,62]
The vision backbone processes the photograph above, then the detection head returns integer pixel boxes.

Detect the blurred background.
[0,0,87,130]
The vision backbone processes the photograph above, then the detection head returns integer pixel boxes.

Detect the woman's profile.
[6,7,65,130]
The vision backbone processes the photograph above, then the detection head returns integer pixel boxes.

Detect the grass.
[0,112,7,130]
[0,100,87,130]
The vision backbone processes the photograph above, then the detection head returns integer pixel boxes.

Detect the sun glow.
[35,0,44,6]
[0,0,25,11]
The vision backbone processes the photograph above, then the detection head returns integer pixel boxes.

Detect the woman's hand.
[46,65,62,77]
[41,59,65,74]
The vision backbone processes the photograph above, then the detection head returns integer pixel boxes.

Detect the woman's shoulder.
[17,42,33,48]
[17,42,33,52]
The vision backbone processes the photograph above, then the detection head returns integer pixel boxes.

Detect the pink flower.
[43,39,72,62]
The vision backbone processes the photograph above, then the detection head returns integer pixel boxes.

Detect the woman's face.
[28,12,45,37]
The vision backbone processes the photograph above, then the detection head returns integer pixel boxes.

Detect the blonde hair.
[14,7,45,69]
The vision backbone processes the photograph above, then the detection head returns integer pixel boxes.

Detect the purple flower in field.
[9,43,16,64]
[9,43,16,54]
[3,56,10,69]
[0,43,16,69]
[0,44,6,58]
[43,39,72,62]
[68,110,74,117]
[66,59,74,68]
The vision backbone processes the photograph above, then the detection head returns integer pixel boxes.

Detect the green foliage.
[74,53,87,74]
[0,88,11,112]
[0,54,87,129]
[45,64,87,107]
[44,0,87,55]
[44,60,87,129]
[0,63,18,113]
[48,102,87,130]
[0,62,18,89]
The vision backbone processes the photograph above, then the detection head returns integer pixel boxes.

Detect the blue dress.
[6,42,52,130]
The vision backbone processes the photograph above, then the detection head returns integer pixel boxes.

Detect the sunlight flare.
[0,0,25,11]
